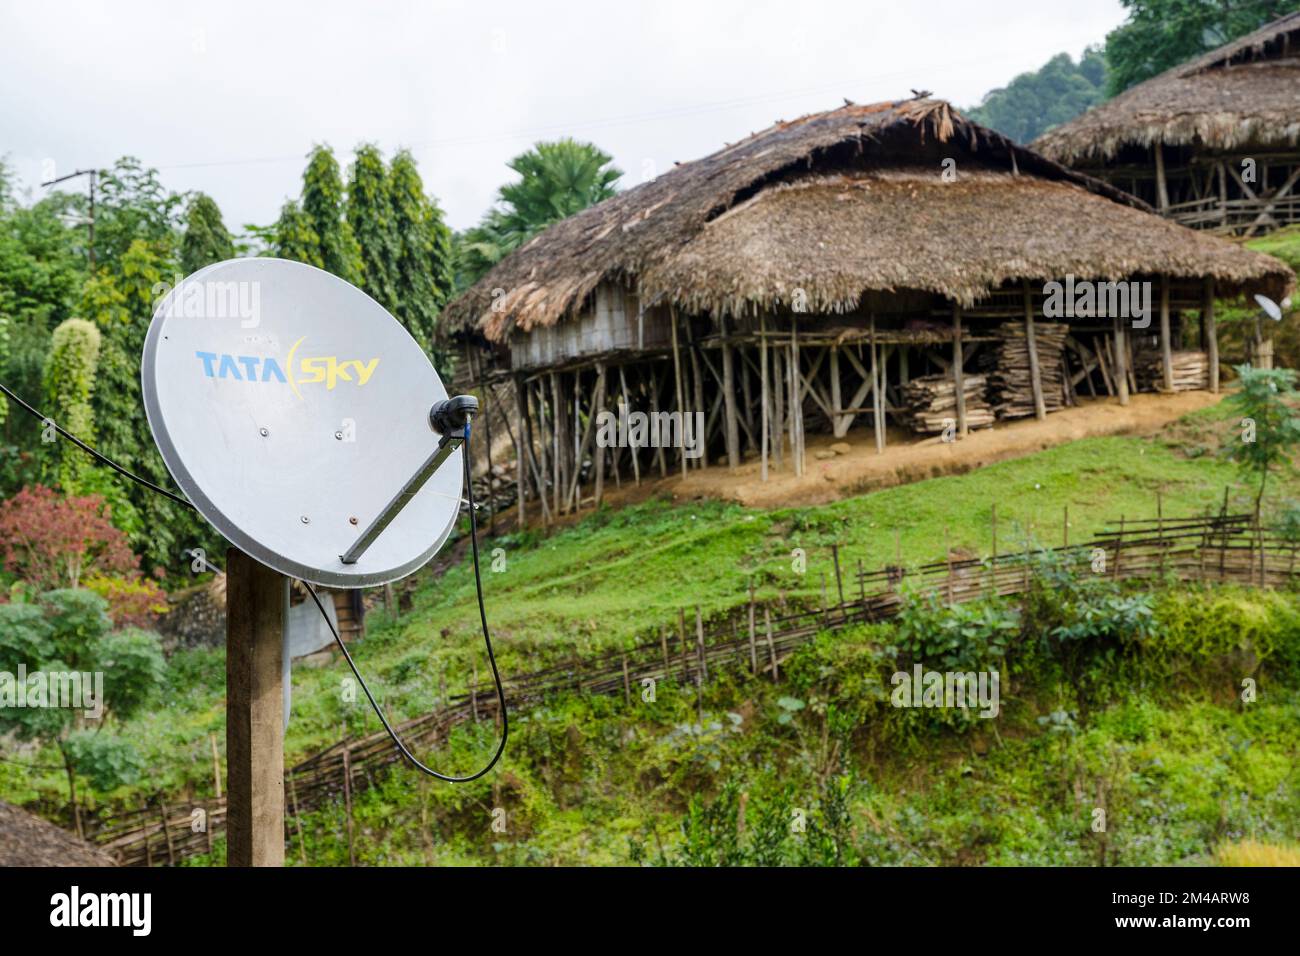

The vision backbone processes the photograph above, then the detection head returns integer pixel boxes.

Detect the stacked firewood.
[901,373,994,433]
[986,321,1069,419]
[1135,350,1209,392]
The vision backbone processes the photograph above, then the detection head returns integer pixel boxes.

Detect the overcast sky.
[1,0,1125,233]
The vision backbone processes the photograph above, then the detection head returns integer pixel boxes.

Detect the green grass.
[1246,224,1300,273]
[193,582,1300,867]
[2,398,1294,844]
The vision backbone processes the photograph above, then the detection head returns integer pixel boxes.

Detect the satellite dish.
[142,258,464,588]
[1255,293,1284,322]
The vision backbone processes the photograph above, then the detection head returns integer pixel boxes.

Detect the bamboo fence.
[87,507,1296,865]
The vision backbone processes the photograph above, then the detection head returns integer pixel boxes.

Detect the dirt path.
[587,391,1222,513]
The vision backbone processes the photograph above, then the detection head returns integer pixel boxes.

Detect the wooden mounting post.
[225,547,285,868]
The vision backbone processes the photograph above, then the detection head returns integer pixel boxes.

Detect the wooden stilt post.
[760,316,770,481]
[481,363,496,534]
[870,316,884,454]
[790,323,804,476]
[688,325,706,469]
[1023,282,1046,420]
[772,332,785,469]
[572,374,583,505]
[549,372,562,514]
[535,381,553,525]
[1154,143,1169,211]
[594,361,607,506]
[619,365,640,486]
[514,376,527,529]
[225,547,285,868]
[1204,277,1219,394]
[830,345,844,439]
[1159,276,1174,393]
[721,316,740,469]
[670,308,688,479]
[952,302,968,437]
[1113,315,1130,407]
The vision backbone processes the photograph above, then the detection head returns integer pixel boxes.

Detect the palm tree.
[456,139,621,288]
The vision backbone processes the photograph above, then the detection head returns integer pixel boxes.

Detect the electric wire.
[0,380,196,511]
[302,422,507,781]
[0,380,506,782]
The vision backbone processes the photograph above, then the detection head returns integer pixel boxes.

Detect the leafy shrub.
[84,573,168,628]
[895,590,1020,672]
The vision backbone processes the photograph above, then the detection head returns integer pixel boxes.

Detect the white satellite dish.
[1255,293,1284,322]
[141,258,470,587]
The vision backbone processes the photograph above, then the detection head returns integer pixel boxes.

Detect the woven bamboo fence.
[89,507,1296,865]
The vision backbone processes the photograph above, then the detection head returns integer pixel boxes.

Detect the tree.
[499,139,622,229]
[0,484,137,591]
[80,234,216,569]
[303,145,362,282]
[0,589,165,834]
[1105,0,1300,95]
[91,158,182,267]
[457,139,621,287]
[269,199,322,265]
[966,48,1109,143]
[0,161,86,493]
[347,143,399,313]
[389,149,455,350]
[43,318,101,495]
[180,192,235,274]
[1222,365,1300,520]
[456,208,530,289]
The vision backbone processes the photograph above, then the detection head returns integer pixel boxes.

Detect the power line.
[0,381,195,511]
[148,55,1003,175]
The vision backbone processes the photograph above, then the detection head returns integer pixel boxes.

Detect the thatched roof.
[640,169,1292,316]
[445,97,1293,342]
[0,799,116,866]
[1034,12,1300,164]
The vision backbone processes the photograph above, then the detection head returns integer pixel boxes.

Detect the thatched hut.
[443,96,1293,523]
[1033,12,1300,235]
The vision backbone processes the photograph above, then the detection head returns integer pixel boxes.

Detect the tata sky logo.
[195,337,379,399]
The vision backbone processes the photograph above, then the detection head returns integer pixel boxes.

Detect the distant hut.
[1034,12,1300,236]
[442,97,1292,523]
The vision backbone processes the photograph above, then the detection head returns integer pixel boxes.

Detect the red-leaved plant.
[0,484,139,592]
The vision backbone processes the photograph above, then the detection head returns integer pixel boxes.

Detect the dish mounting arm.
[339,395,478,566]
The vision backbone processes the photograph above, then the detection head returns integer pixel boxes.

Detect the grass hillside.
[4,395,1300,866]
